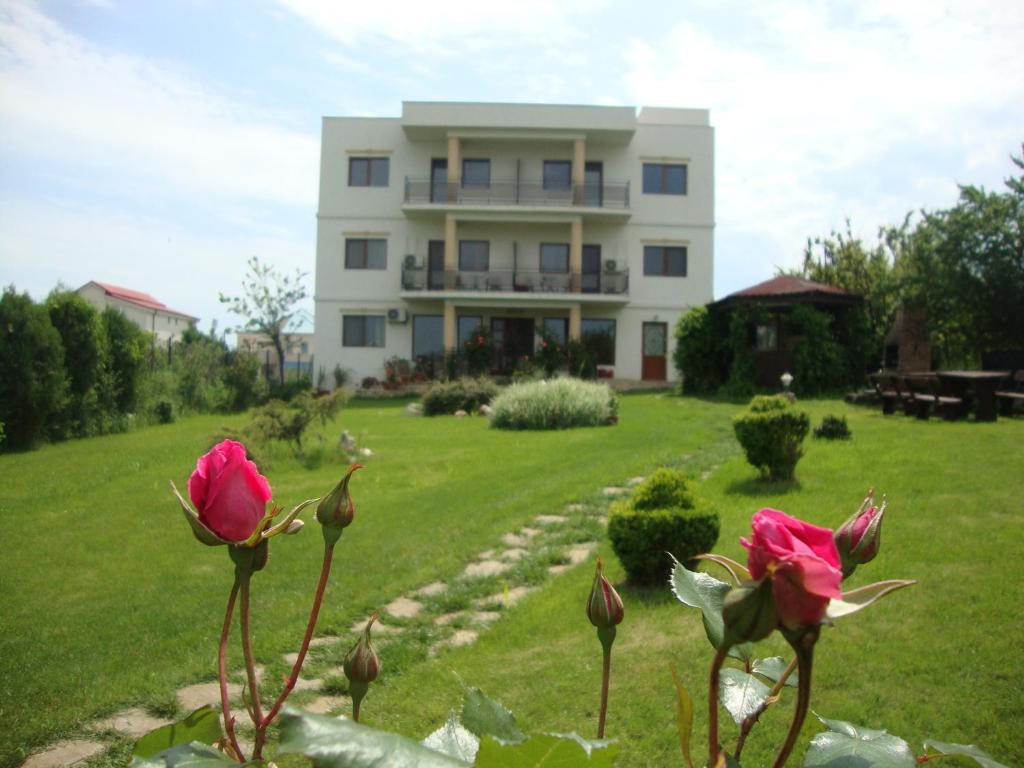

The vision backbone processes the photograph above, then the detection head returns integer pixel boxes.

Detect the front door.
[584,161,603,207]
[641,322,668,381]
[427,240,445,290]
[430,158,448,203]
[492,317,535,372]
[582,244,601,294]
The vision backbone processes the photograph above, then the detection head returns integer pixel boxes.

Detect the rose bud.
[315,463,363,546]
[741,509,842,630]
[834,491,886,578]
[586,556,624,630]
[171,439,272,547]
[722,578,778,646]
[344,612,381,721]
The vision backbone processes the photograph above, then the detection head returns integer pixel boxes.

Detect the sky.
[1,0,1022,338]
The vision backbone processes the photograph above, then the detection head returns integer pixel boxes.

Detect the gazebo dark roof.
[712,275,861,308]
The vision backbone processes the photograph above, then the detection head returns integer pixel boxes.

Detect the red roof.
[90,281,197,319]
[728,275,855,299]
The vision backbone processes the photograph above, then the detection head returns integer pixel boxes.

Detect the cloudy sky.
[1,0,1021,335]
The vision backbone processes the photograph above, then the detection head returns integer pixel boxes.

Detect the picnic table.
[935,370,1010,422]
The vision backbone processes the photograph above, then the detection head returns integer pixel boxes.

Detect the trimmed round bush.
[814,414,851,440]
[608,470,719,585]
[422,378,499,416]
[489,378,617,430]
[733,395,810,481]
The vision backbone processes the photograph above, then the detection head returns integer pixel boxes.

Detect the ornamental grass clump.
[489,378,617,430]
[733,395,810,481]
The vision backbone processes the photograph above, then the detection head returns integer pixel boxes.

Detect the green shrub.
[733,395,810,481]
[788,304,847,395]
[489,379,617,430]
[814,414,851,440]
[99,307,147,413]
[608,471,719,584]
[673,306,725,393]
[421,378,498,416]
[244,389,347,450]
[155,400,175,424]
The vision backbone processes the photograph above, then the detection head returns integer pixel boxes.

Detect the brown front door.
[641,322,668,381]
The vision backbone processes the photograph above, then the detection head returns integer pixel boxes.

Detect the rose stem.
[597,641,612,738]
[352,697,362,723]
[238,574,266,759]
[262,543,335,728]
[735,656,797,759]
[771,629,818,768]
[218,580,245,761]
[707,645,728,767]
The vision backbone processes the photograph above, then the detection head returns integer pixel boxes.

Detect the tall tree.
[219,257,309,386]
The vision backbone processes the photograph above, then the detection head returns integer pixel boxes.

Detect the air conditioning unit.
[403,254,418,269]
[386,308,408,324]
[604,259,617,272]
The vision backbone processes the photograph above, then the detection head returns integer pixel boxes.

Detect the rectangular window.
[462,159,491,188]
[543,160,571,190]
[342,315,385,347]
[412,315,444,360]
[643,245,687,277]
[344,238,387,269]
[756,324,778,352]
[348,157,389,187]
[581,318,616,365]
[458,315,483,346]
[642,163,687,195]
[539,243,569,273]
[543,317,568,345]
[459,240,489,271]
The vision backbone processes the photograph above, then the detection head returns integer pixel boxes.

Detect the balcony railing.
[403,178,630,210]
[401,267,629,296]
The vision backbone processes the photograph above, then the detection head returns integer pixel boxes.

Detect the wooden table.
[935,371,1010,421]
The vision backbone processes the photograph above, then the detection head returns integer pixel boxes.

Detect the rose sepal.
[261,497,319,540]
[171,480,231,546]
[693,553,752,584]
[825,579,916,620]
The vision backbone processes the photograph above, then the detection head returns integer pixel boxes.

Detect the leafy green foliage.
[132,707,222,759]
[630,467,695,510]
[718,668,771,724]
[244,390,347,450]
[100,307,148,414]
[814,413,851,440]
[923,739,1010,767]
[421,714,480,763]
[733,396,809,481]
[535,323,567,377]
[670,558,751,661]
[673,306,725,393]
[130,742,242,768]
[490,379,617,430]
[475,734,618,766]
[787,305,848,395]
[751,656,798,688]
[804,715,917,767]
[460,685,526,744]
[461,324,493,377]
[45,290,105,439]
[422,377,499,416]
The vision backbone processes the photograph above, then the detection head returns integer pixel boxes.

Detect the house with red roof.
[76,281,198,343]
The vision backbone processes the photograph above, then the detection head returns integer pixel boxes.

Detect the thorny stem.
[707,645,729,767]
[597,642,612,739]
[771,628,819,768]
[239,575,266,759]
[735,656,798,759]
[261,544,335,728]
[218,580,244,761]
[353,697,362,723]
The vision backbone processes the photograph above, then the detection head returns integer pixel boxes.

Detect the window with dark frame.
[348,157,389,187]
[542,317,568,345]
[342,315,385,347]
[581,318,616,365]
[458,241,489,272]
[756,324,779,352]
[458,315,483,346]
[642,162,687,195]
[461,159,491,188]
[344,238,387,269]
[643,245,688,277]
[543,160,572,190]
[539,243,570,273]
[412,315,444,360]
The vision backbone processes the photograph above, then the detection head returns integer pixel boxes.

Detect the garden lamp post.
[781,371,794,392]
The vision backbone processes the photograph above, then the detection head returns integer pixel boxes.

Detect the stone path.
[22,474,648,767]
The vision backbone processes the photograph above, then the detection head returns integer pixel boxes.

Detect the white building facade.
[313,102,714,384]
[77,281,197,343]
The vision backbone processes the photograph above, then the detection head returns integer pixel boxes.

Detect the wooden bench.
[903,374,966,421]
[996,370,1024,416]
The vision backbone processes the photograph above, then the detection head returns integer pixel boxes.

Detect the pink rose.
[741,509,842,629]
[188,440,272,543]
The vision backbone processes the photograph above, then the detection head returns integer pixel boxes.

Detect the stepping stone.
[463,560,511,578]
[602,487,628,496]
[501,547,528,561]
[304,696,348,715]
[501,532,528,547]
[282,652,308,668]
[564,503,585,513]
[627,476,646,486]
[350,617,399,635]
[565,544,596,566]
[471,611,502,624]
[233,664,265,683]
[308,635,340,648]
[434,611,465,626]
[384,597,423,619]
[596,516,608,527]
[177,681,241,711]
[93,707,172,737]
[475,585,534,608]
[21,740,105,768]
[432,630,478,653]
[548,564,570,576]
[293,676,323,692]
[477,549,496,559]
[412,581,447,598]
[534,514,567,525]
[519,527,542,538]
[701,470,712,480]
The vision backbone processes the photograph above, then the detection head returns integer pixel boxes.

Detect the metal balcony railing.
[403,178,630,209]
[401,267,629,296]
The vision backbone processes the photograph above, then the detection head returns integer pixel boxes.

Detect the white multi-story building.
[77,281,197,343]
[313,101,714,384]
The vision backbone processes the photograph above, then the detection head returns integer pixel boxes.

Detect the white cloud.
[0,1,319,208]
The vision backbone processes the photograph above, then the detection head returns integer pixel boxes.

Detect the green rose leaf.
[751,656,798,688]
[129,742,242,768]
[804,714,916,767]
[826,580,916,620]
[475,734,618,767]
[422,713,480,763]
[923,739,1009,767]
[719,669,771,725]
[277,708,468,767]
[132,707,223,759]
[461,686,526,744]
[670,556,753,661]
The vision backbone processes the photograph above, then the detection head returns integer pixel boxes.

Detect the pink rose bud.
[722,578,778,645]
[741,509,842,630]
[834,491,886,578]
[587,557,625,630]
[315,464,362,546]
[180,440,272,545]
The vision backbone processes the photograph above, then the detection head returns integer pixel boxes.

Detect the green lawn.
[2,395,1021,767]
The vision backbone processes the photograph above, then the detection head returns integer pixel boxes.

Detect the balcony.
[400,267,629,298]
[403,178,630,213]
